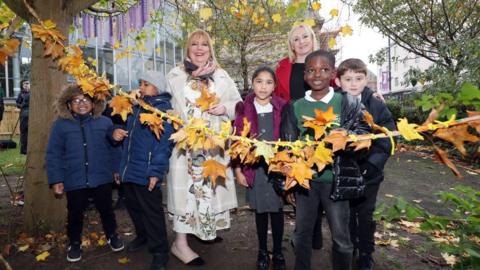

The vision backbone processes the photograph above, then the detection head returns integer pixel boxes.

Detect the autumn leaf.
[170,129,188,149]
[0,38,20,64]
[434,124,479,156]
[228,140,253,163]
[272,13,281,23]
[315,106,336,124]
[44,39,64,59]
[118,257,130,264]
[195,87,219,111]
[110,96,133,122]
[441,253,458,266]
[324,129,348,152]
[397,118,423,141]
[303,121,326,140]
[18,244,29,252]
[287,161,314,189]
[140,113,165,140]
[202,159,226,188]
[340,24,353,36]
[254,141,276,163]
[467,111,480,133]
[36,251,50,261]
[311,2,321,11]
[307,142,333,172]
[349,136,372,151]
[199,7,213,20]
[422,104,445,126]
[240,117,251,137]
[433,146,462,179]
[328,37,336,49]
[329,8,339,17]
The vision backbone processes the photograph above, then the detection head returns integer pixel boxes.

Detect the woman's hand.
[192,61,216,78]
[52,183,64,198]
[234,168,248,187]
[208,104,226,116]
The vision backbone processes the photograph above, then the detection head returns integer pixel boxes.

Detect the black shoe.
[150,253,169,270]
[272,253,286,270]
[257,250,270,270]
[108,234,125,252]
[127,236,148,252]
[66,242,82,262]
[359,253,374,270]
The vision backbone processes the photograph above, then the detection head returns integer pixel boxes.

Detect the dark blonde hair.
[184,29,218,66]
[337,58,367,78]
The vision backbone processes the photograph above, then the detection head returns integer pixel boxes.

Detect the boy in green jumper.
[281,50,369,270]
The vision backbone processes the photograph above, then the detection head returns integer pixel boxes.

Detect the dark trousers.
[66,183,116,243]
[349,183,380,254]
[124,183,168,255]
[295,181,353,270]
[19,115,28,154]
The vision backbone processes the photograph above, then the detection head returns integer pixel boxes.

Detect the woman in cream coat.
[166,29,242,266]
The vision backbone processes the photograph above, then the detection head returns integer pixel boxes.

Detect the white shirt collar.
[254,99,273,114]
[305,87,334,103]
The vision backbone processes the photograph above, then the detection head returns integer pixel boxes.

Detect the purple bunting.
[94,16,98,37]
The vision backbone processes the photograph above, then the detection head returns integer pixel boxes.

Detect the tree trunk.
[22,0,71,233]
[240,49,249,94]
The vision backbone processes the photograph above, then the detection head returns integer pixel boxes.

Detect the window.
[394,77,399,87]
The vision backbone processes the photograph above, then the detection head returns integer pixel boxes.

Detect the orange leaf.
[349,138,372,151]
[241,117,251,137]
[195,87,219,111]
[433,146,462,179]
[288,161,314,189]
[303,121,326,140]
[139,113,165,140]
[363,111,385,132]
[308,142,334,171]
[467,111,480,133]
[202,159,226,188]
[324,129,348,152]
[422,105,445,126]
[110,96,133,122]
[315,106,336,124]
[433,124,479,156]
[0,38,20,65]
[170,129,188,149]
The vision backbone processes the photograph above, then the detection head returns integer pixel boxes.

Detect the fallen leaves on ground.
[35,251,49,262]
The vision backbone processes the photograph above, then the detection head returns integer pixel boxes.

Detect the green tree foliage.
[354,0,480,118]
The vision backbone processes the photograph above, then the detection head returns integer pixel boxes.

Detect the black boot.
[257,250,270,270]
[127,236,148,252]
[150,253,168,270]
[358,253,373,270]
[272,253,286,270]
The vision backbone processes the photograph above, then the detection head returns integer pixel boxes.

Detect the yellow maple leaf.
[195,87,219,111]
[288,161,314,189]
[118,257,130,264]
[330,8,339,17]
[170,129,188,149]
[0,22,8,30]
[340,24,353,36]
[36,251,50,261]
[110,96,133,122]
[18,244,29,252]
[199,7,213,20]
[272,13,282,23]
[328,37,336,49]
[43,20,57,29]
[308,142,333,171]
[254,141,276,164]
[311,2,321,11]
[397,118,423,141]
[324,129,348,152]
[202,159,226,188]
[140,113,165,140]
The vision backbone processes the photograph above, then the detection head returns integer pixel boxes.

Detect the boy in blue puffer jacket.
[112,70,174,270]
[46,85,124,263]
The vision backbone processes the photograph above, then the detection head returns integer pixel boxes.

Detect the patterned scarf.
[183,59,215,82]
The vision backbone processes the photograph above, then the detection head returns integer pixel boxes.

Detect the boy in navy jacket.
[112,70,174,270]
[46,85,124,262]
[335,58,396,270]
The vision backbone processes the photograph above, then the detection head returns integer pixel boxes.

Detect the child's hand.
[113,173,121,185]
[148,176,159,191]
[52,183,64,198]
[285,191,296,206]
[113,129,128,141]
[208,104,226,116]
[235,170,248,187]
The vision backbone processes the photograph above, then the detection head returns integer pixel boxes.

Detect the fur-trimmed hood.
[55,85,106,120]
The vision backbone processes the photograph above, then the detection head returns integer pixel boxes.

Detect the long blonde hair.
[184,29,219,66]
[287,24,319,63]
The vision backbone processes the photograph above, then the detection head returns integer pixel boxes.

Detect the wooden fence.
[0,105,20,139]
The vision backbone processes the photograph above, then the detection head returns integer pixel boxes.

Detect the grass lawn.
[0,136,26,175]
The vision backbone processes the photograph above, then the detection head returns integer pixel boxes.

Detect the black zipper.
[79,119,89,187]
